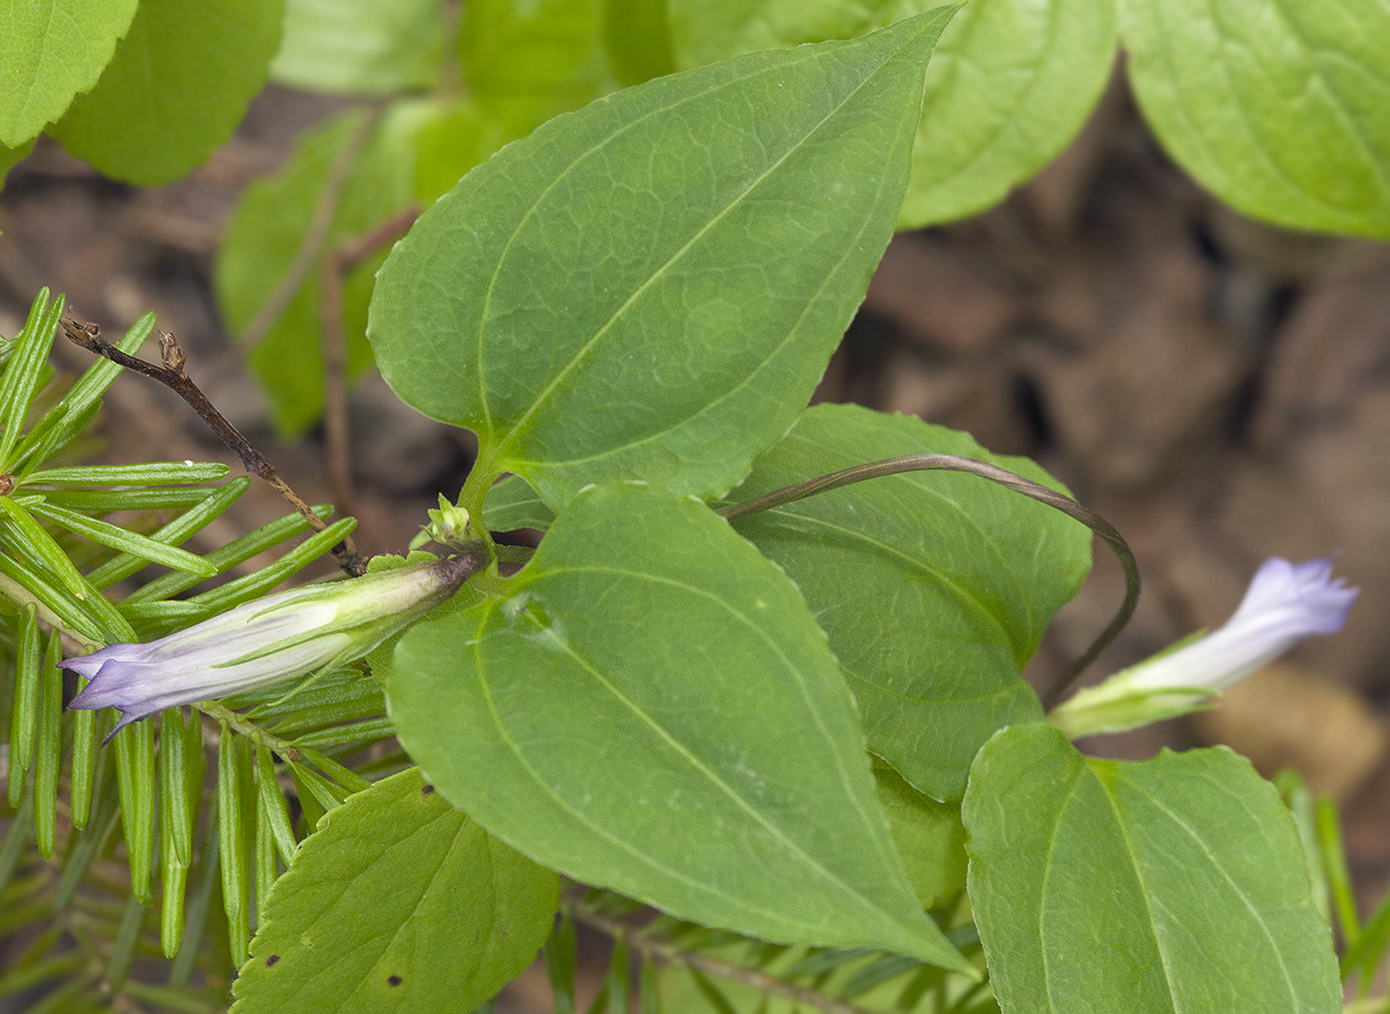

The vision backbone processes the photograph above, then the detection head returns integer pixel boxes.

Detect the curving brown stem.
[716,453,1140,708]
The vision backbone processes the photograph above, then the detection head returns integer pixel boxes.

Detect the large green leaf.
[669,0,1117,227]
[231,767,560,1014]
[962,724,1341,1013]
[369,11,956,510]
[271,0,445,96]
[1122,0,1390,239]
[389,483,971,974]
[460,0,619,139]
[727,405,1089,800]
[217,101,478,435]
[0,0,138,148]
[48,0,283,185]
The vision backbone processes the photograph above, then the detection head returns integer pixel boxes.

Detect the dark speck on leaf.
[266,955,281,967]
[388,975,403,986]
[422,784,435,796]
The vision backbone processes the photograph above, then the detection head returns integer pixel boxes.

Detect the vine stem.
[715,453,1140,708]
[567,900,880,1014]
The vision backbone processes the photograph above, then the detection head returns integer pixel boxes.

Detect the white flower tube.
[63,552,487,735]
[1049,556,1358,739]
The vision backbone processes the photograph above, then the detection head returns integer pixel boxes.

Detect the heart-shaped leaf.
[368,11,956,509]
[389,482,971,974]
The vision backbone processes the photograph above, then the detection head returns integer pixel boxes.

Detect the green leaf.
[726,404,1089,800]
[390,483,970,973]
[874,765,966,909]
[669,0,1117,228]
[216,102,442,435]
[271,0,445,96]
[1121,0,1390,238]
[481,474,556,532]
[231,767,561,1014]
[369,11,956,510]
[0,0,139,148]
[48,0,284,185]
[961,724,1341,1013]
[901,0,1116,226]
[460,0,618,138]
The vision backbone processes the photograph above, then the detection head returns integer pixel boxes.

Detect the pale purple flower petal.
[1127,555,1357,693]
[1050,555,1357,739]
[63,552,487,736]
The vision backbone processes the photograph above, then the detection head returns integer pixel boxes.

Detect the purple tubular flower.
[63,552,487,735]
[1049,556,1358,739]
[1126,556,1358,693]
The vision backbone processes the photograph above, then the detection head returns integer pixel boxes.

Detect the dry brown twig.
[58,313,367,577]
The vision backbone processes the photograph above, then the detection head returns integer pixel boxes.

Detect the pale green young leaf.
[668,0,1116,227]
[874,765,967,909]
[390,483,971,973]
[218,724,252,964]
[49,0,284,185]
[460,0,618,138]
[232,767,561,1014]
[962,724,1341,1012]
[726,404,1089,799]
[0,0,139,147]
[370,12,955,509]
[1122,0,1390,238]
[271,0,444,96]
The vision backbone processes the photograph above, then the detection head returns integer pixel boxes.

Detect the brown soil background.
[1,68,1387,996]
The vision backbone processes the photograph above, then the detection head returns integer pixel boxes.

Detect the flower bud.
[1048,556,1358,739]
[63,553,487,734]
